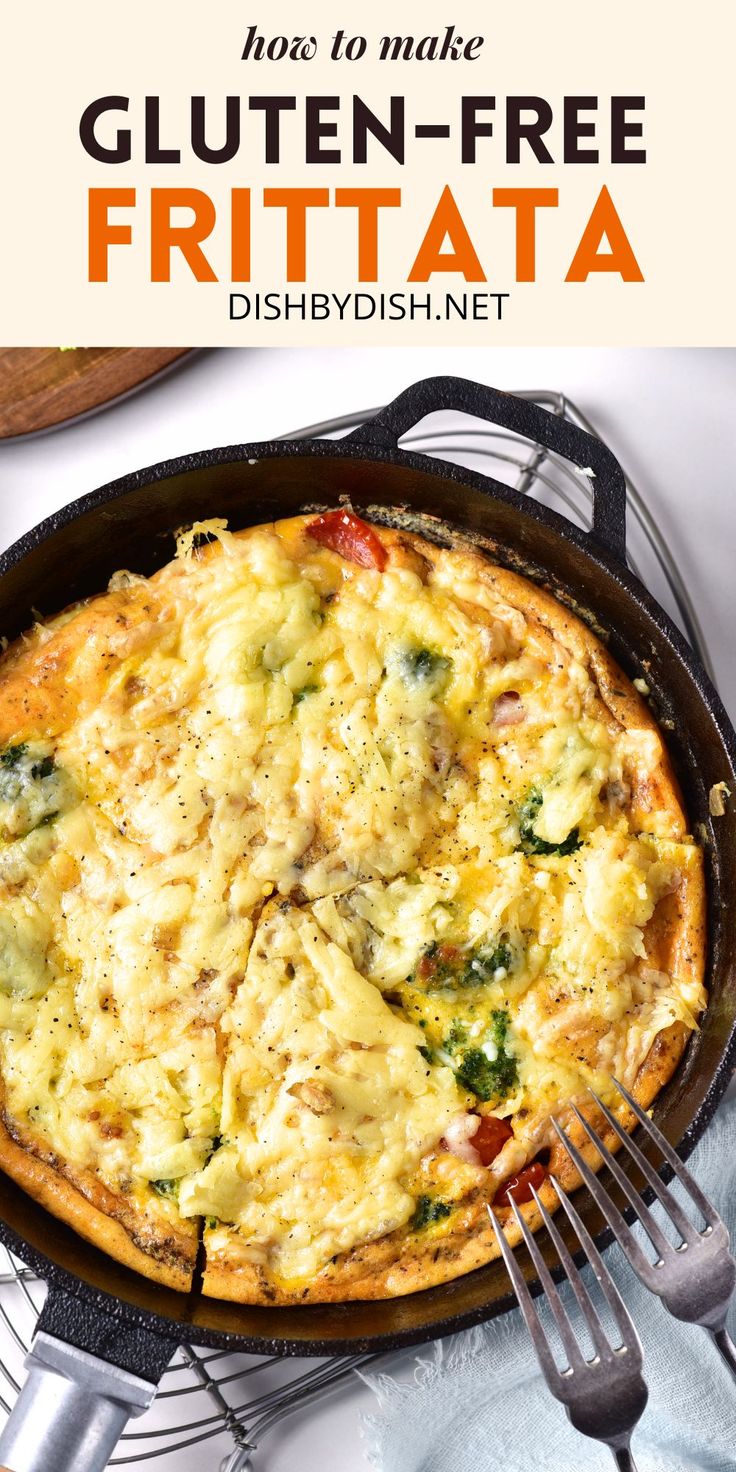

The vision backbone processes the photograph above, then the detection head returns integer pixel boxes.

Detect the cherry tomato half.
[306,510,388,571]
[472,1114,513,1167]
[495,1160,547,1207]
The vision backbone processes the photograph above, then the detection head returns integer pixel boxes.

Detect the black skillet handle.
[346,375,628,565]
[0,1289,176,1472]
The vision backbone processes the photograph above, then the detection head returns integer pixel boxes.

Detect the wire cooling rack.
[0,393,714,1470]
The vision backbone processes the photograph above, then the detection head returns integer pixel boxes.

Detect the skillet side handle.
[346,374,627,564]
[0,1293,175,1472]
[0,1333,156,1472]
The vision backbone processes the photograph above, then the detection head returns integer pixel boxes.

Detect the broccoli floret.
[415,936,515,992]
[0,744,68,839]
[31,755,55,780]
[444,1019,468,1055]
[490,1008,510,1046]
[454,1049,496,1099]
[460,938,513,986]
[399,647,451,689]
[411,1195,453,1230]
[206,1217,219,1230]
[453,1012,518,1101]
[492,1051,519,1095]
[518,786,581,857]
[418,1043,435,1064]
[151,1178,179,1198]
[0,744,28,769]
[455,1048,518,1101]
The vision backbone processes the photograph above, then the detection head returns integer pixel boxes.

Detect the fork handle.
[611,1445,638,1472]
[712,1327,736,1382]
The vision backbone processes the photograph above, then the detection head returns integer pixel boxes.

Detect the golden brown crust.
[0,513,706,1305]
[0,588,170,746]
[0,1112,195,1291]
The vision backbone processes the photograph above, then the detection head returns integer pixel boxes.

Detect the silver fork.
[553,1077,736,1379]
[489,1183,648,1471]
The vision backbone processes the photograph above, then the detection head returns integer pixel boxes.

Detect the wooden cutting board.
[0,348,192,440]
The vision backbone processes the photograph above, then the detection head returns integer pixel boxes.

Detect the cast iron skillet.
[0,377,734,1470]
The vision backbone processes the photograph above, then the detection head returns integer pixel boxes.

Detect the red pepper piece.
[306,510,388,570]
[416,943,460,983]
[495,1159,547,1207]
[472,1114,514,1167]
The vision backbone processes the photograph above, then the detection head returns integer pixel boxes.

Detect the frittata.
[0,510,706,1301]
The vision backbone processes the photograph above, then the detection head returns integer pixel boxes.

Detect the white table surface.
[0,345,734,1472]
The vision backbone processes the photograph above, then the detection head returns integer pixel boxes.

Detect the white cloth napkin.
[362,1097,736,1472]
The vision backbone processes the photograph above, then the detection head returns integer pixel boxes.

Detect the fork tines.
[489,1183,648,1462]
[492,1074,736,1464]
[551,1078,724,1289]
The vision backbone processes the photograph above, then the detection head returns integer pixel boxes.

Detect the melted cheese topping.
[0,518,705,1281]
[179,904,459,1279]
[315,834,703,1158]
